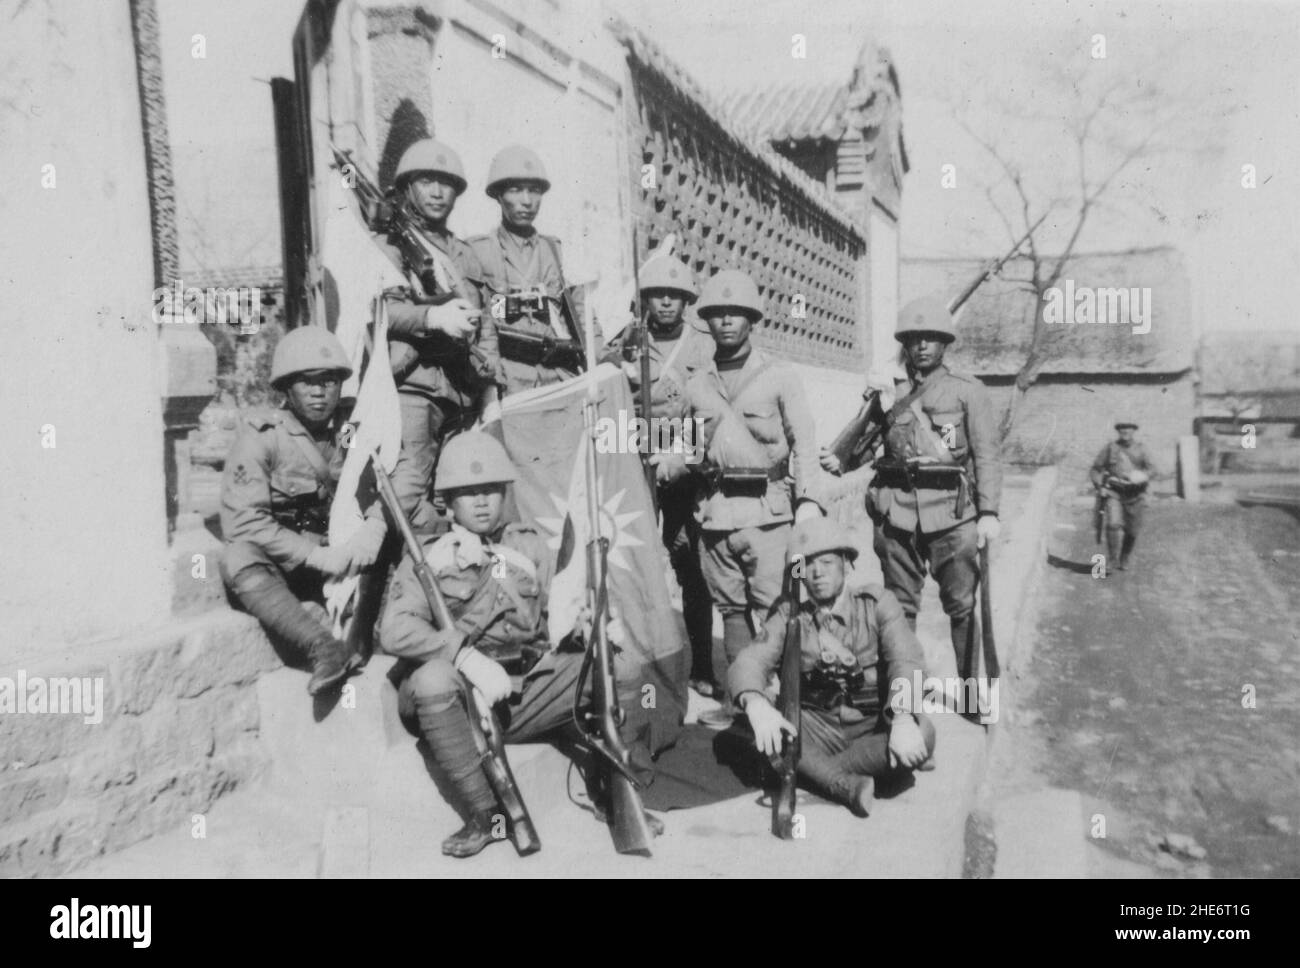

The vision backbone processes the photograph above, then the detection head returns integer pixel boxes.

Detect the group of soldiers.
[217,136,1148,860]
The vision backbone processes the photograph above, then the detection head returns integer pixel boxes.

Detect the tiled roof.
[607,17,860,233]
[721,83,849,143]
[900,247,1194,377]
[179,265,284,292]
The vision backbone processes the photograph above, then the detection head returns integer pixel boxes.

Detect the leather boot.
[1120,534,1136,571]
[306,636,356,696]
[1107,527,1124,571]
[799,746,874,818]
[442,810,499,859]
[415,695,502,858]
[230,566,355,694]
[950,613,977,685]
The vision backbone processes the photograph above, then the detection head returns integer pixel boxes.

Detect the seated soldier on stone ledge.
[219,327,387,696]
[728,517,936,818]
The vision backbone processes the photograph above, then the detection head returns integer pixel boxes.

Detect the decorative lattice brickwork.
[624,51,867,369]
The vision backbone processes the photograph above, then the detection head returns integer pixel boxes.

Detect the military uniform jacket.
[728,583,925,725]
[683,348,821,530]
[1089,440,1154,497]
[599,318,715,422]
[867,365,1003,534]
[467,225,568,339]
[376,226,504,405]
[380,522,554,666]
[220,406,370,575]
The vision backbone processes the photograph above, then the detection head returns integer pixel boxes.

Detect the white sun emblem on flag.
[536,487,645,570]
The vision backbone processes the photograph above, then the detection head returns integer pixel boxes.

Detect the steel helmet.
[696,269,764,320]
[394,139,467,194]
[435,431,517,493]
[787,516,859,565]
[1114,420,1139,430]
[485,145,551,197]
[639,255,698,301]
[894,295,956,344]
[270,327,352,389]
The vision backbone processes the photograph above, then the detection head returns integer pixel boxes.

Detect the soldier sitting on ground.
[220,327,387,695]
[378,431,661,858]
[729,517,935,818]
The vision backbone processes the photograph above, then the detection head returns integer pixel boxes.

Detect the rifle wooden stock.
[577,399,653,856]
[827,390,884,473]
[979,544,999,682]
[370,453,541,855]
[771,566,803,839]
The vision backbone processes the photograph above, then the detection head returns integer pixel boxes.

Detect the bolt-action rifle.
[827,211,1049,473]
[771,558,803,839]
[370,452,540,856]
[571,395,655,856]
[330,143,495,388]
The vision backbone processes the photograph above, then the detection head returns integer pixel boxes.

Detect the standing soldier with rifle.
[468,145,598,395]
[730,518,934,820]
[666,269,824,727]
[600,252,716,694]
[364,139,504,532]
[824,296,1003,693]
[220,327,387,696]
[1089,420,1153,573]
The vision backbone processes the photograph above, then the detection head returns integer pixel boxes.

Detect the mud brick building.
[903,246,1195,473]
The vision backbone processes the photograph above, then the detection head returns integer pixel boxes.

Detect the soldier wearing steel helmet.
[377,138,504,532]
[379,430,660,857]
[827,295,1003,690]
[1089,420,1154,572]
[667,268,824,725]
[220,327,387,695]
[729,517,934,819]
[599,253,716,692]
[468,145,598,394]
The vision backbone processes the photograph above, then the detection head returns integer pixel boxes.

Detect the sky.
[157,0,1300,335]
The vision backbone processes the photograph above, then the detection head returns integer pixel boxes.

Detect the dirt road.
[992,488,1300,877]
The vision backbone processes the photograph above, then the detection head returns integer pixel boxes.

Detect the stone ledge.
[0,609,279,876]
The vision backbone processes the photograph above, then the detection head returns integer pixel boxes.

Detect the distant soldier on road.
[220,327,386,695]
[730,518,935,818]
[468,145,597,394]
[825,296,1002,688]
[1090,420,1153,572]
[600,254,716,693]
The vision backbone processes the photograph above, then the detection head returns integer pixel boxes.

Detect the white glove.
[456,649,512,706]
[743,694,797,758]
[424,298,478,340]
[343,517,387,570]
[976,515,1001,548]
[1127,469,1150,485]
[306,544,353,577]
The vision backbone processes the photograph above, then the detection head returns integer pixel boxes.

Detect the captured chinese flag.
[499,365,688,757]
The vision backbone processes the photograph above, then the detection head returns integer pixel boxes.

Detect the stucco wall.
[0,0,170,655]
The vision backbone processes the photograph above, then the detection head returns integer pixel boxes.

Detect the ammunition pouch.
[702,461,786,495]
[272,496,330,536]
[873,458,971,518]
[498,328,584,371]
[476,641,547,678]
[802,664,876,714]
[1104,476,1147,499]
[504,292,548,319]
